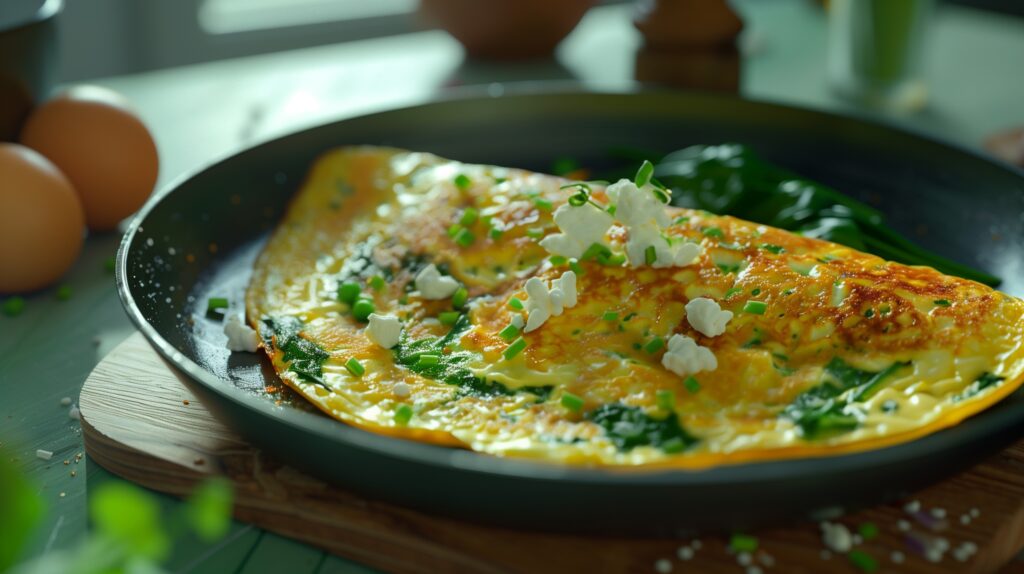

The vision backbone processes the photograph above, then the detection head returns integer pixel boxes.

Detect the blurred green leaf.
[184,478,234,541]
[90,482,170,561]
[0,454,46,571]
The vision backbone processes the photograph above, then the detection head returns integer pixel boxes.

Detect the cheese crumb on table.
[820,522,853,553]
[36,449,53,461]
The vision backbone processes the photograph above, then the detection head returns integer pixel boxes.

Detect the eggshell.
[0,143,85,293]
[20,85,159,231]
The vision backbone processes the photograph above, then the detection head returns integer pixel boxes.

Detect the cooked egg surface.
[246,147,1024,468]
[0,143,85,294]
[20,86,158,231]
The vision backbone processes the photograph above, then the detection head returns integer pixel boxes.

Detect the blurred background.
[4,0,1024,191]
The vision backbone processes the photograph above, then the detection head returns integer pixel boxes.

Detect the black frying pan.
[117,87,1024,534]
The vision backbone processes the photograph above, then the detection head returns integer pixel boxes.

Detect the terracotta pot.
[420,0,595,61]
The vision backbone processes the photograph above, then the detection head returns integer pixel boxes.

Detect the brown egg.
[0,143,85,293]
[20,85,158,231]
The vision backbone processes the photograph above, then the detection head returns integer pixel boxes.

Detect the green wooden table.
[3,2,1022,572]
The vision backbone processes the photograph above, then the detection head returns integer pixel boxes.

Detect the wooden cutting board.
[80,333,1024,574]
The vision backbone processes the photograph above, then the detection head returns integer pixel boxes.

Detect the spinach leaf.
[646,144,1000,287]
[784,358,909,439]
[262,316,330,385]
[952,372,1005,403]
[587,403,697,452]
[393,315,552,399]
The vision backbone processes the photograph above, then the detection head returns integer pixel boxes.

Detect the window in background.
[198,0,417,34]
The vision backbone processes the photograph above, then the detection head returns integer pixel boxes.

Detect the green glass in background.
[828,0,934,112]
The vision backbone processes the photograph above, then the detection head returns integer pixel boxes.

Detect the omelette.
[245,146,1024,468]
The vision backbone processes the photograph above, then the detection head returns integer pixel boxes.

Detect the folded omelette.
[246,146,1024,468]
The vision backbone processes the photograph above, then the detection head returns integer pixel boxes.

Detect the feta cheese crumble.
[661,334,717,376]
[224,314,260,352]
[685,297,733,337]
[604,178,702,269]
[36,449,53,461]
[820,522,853,553]
[510,314,524,329]
[606,178,670,228]
[366,313,402,349]
[523,271,578,332]
[415,264,460,300]
[539,203,614,259]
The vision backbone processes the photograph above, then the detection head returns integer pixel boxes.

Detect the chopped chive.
[55,285,72,301]
[3,297,26,317]
[459,207,479,226]
[934,299,951,307]
[345,357,365,376]
[526,227,544,239]
[684,376,701,394]
[498,323,520,342]
[847,550,878,573]
[502,337,527,360]
[352,299,375,322]
[488,227,504,240]
[549,255,567,266]
[623,312,637,322]
[673,216,690,225]
[207,297,229,314]
[398,295,409,305]
[447,224,463,238]
[729,534,758,553]
[439,311,461,326]
[454,174,471,190]
[601,253,626,266]
[581,243,612,261]
[602,311,619,321]
[607,205,617,216]
[560,391,585,412]
[508,297,524,310]
[569,259,583,275]
[451,286,469,309]
[858,522,879,540]
[656,389,676,411]
[644,245,657,265]
[416,354,440,367]
[394,404,413,425]
[644,336,665,354]
[104,256,116,273]
[661,436,686,454]
[338,281,361,304]
[369,275,386,291]
[533,198,553,211]
[724,287,743,299]
[702,227,724,238]
[759,243,785,254]
[454,228,475,247]
[751,288,761,296]
[743,300,767,315]
[783,288,795,296]
[864,308,875,318]
[634,159,654,187]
